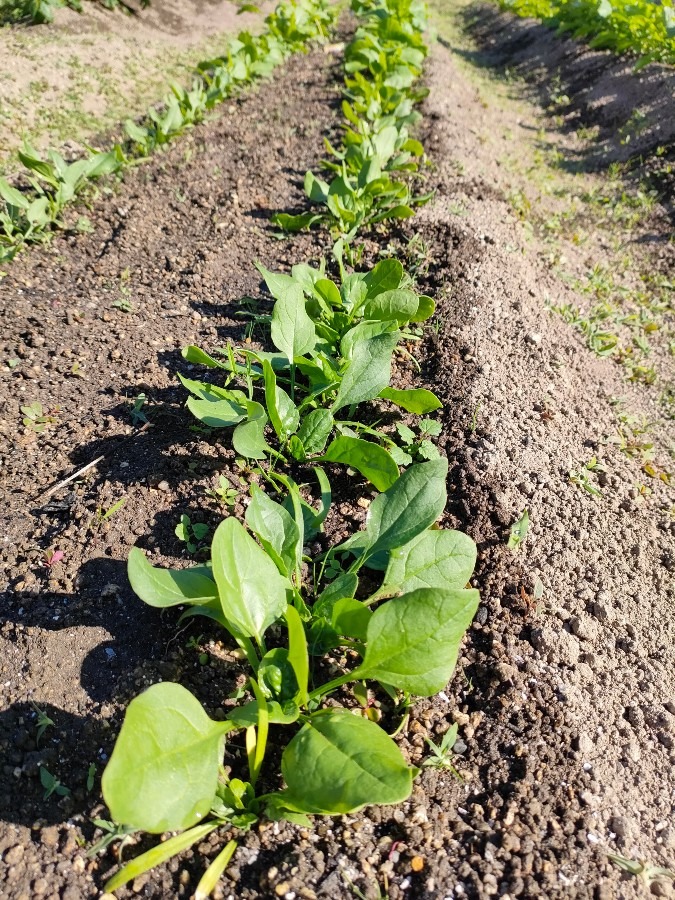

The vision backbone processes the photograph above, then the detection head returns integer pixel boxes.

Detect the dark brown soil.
[1,6,675,900]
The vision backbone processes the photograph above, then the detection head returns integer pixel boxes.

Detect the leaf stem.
[307,669,357,702]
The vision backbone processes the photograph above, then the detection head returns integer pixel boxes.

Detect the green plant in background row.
[101,459,478,892]
[0,0,337,270]
[179,254,441,490]
[275,0,433,239]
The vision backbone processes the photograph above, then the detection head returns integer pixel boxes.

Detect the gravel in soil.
[1,8,675,900]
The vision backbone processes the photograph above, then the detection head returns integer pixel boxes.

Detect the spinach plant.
[101,459,478,891]
[179,256,441,489]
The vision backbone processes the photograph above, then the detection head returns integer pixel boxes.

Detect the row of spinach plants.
[275,0,431,241]
[0,0,336,271]
[98,0,480,895]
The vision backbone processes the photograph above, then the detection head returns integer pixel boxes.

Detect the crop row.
[29,0,479,895]
[497,0,675,67]
[0,0,336,272]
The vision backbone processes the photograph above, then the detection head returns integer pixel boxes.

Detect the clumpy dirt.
[0,0,269,170]
[1,4,675,900]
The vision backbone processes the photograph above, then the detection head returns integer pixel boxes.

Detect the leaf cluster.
[102,458,478,890]
[180,255,441,490]
[275,0,432,239]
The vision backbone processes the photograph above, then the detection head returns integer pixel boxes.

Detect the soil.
[1,3,674,900]
[0,0,269,171]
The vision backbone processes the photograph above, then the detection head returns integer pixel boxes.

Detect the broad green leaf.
[0,178,30,210]
[263,360,299,438]
[270,283,316,362]
[383,529,477,593]
[245,484,301,577]
[227,699,299,727]
[102,683,229,833]
[279,711,414,814]
[410,294,435,323]
[316,572,358,615]
[323,436,399,491]
[258,648,298,702]
[272,212,321,232]
[211,518,289,642]
[333,331,399,412]
[331,598,372,641]
[296,408,333,455]
[304,171,329,203]
[363,258,403,298]
[254,261,297,303]
[363,289,419,324]
[127,547,217,608]
[182,345,229,369]
[340,320,398,361]
[380,386,442,414]
[356,588,479,695]
[314,278,342,309]
[232,401,271,459]
[338,459,448,562]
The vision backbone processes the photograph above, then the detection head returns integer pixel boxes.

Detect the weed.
[175,514,210,554]
[422,722,462,777]
[40,767,70,801]
[507,509,529,550]
[31,702,54,745]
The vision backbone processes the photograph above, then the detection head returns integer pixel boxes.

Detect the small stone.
[275,883,291,896]
[4,844,24,865]
[526,333,542,345]
[157,480,170,492]
[411,856,424,872]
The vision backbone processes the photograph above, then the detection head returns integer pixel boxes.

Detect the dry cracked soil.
[0,2,674,899]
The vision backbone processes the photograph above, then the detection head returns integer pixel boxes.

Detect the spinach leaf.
[232,401,271,459]
[379,386,442,414]
[278,710,414,814]
[211,518,289,643]
[323,435,399,491]
[245,484,301,578]
[101,683,229,833]
[127,547,217,607]
[333,331,399,412]
[269,282,316,362]
[356,587,479,696]
[383,529,477,593]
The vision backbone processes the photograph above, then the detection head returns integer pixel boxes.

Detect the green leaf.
[254,262,298,303]
[356,588,479,695]
[272,212,321,232]
[380,387,442,414]
[363,289,419,324]
[338,459,448,562]
[181,345,229,369]
[383,529,477,593]
[363,258,403,298]
[304,171,329,203]
[211,518,289,642]
[0,178,30,210]
[333,331,399,412]
[127,547,218,608]
[410,294,435,323]
[507,509,529,550]
[315,572,359,617]
[258,648,298,702]
[286,605,309,707]
[270,283,316,362]
[323,436,399,491]
[245,484,301,577]
[102,683,229,833]
[331,598,372,641]
[232,401,271,459]
[296,409,334,455]
[263,360,299,438]
[340,320,398,361]
[279,711,414,814]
